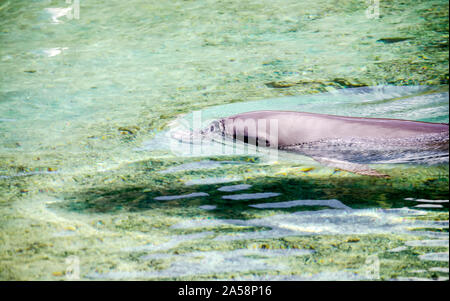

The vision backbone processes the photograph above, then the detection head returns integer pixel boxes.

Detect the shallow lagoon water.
[0,0,449,280]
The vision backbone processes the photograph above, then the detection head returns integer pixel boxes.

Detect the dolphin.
[173,110,449,177]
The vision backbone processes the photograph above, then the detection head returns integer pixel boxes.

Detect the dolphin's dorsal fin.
[312,157,390,178]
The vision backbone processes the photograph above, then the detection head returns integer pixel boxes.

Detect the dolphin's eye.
[208,121,221,133]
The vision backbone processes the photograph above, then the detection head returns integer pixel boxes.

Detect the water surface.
[0,0,448,280]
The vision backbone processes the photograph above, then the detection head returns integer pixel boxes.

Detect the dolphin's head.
[171,115,274,147]
[170,118,225,144]
[200,119,226,137]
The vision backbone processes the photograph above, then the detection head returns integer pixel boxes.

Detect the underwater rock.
[405,240,449,247]
[332,78,368,88]
[377,37,413,44]
[217,184,252,192]
[222,192,281,200]
[52,271,64,277]
[184,177,242,186]
[118,126,140,135]
[198,205,217,210]
[389,246,409,253]
[265,81,299,88]
[414,204,444,209]
[264,78,368,89]
[429,267,449,273]
[419,252,449,262]
[154,192,209,201]
[299,167,315,172]
[407,198,449,203]
[249,199,351,210]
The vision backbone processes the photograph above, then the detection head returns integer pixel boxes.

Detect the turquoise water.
[0,0,448,280]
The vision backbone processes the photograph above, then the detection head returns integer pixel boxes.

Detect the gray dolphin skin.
[182,110,449,177]
[214,110,448,145]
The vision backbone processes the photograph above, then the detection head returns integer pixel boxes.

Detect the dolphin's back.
[226,110,449,146]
